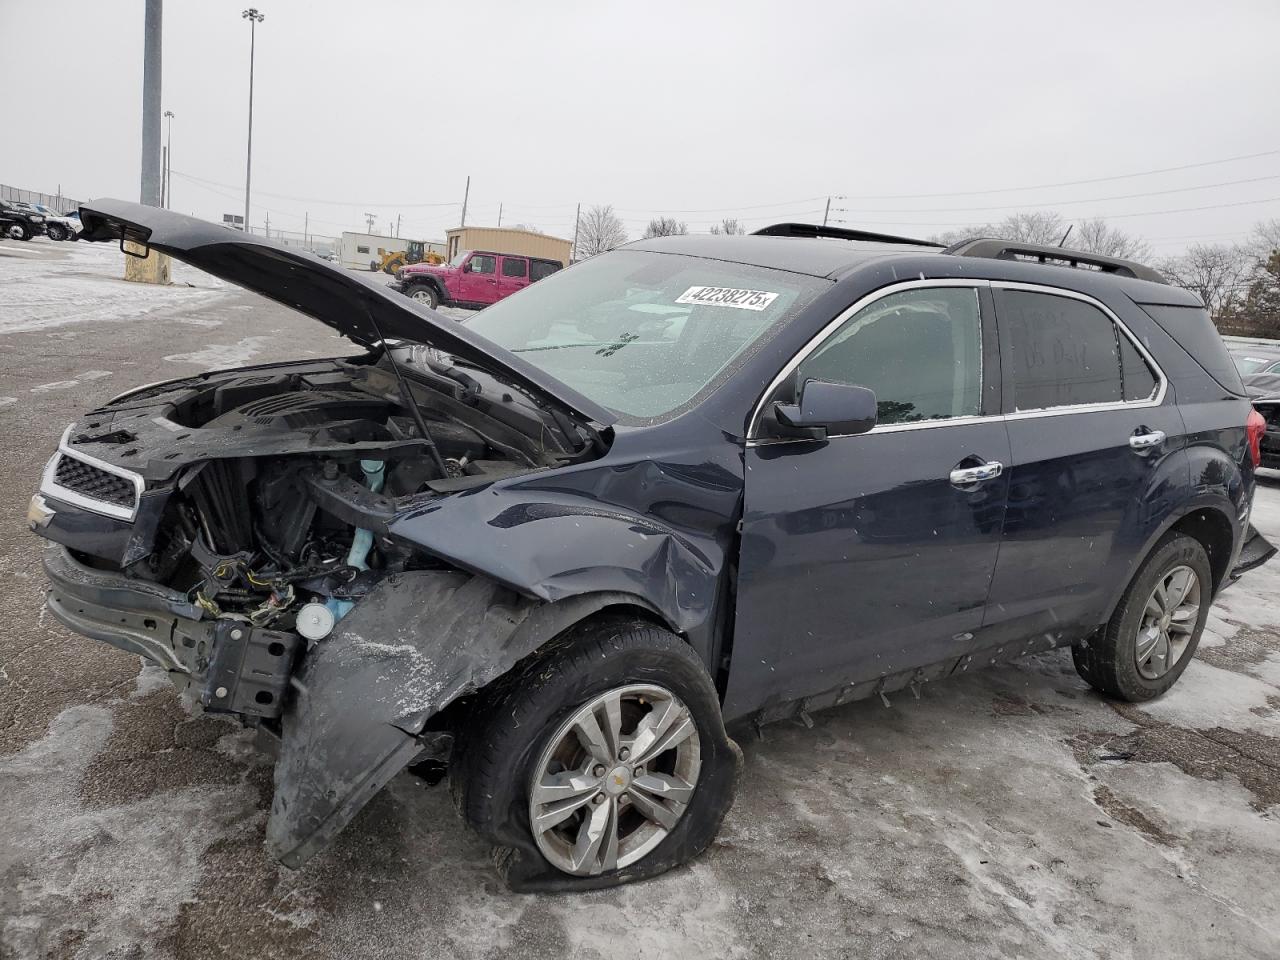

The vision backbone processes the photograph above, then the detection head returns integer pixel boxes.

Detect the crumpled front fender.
[264,569,660,867]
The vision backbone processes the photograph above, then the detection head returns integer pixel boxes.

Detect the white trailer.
[340,232,408,272]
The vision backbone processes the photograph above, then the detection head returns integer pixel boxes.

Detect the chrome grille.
[52,454,137,509]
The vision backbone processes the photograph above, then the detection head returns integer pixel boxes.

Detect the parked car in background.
[1230,345,1280,376]
[29,202,1275,892]
[1244,372,1280,469]
[0,199,48,240]
[391,249,563,309]
[20,203,81,241]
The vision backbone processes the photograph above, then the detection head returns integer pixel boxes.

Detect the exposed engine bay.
[37,348,604,688]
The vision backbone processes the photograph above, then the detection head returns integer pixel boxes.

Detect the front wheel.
[47,224,66,241]
[1072,532,1212,701]
[14,223,31,241]
[450,619,740,891]
[407,284,439,309]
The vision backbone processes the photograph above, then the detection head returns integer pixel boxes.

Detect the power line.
[834,175,1280,215]
[837,148,1280,200]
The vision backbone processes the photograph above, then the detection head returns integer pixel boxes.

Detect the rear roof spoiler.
[943,237,1168,285]
[752,222,944,248]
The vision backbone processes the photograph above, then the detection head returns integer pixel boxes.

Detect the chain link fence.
[0,184,84,213]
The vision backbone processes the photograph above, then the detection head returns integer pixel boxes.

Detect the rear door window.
[501,257,527,278]
[998,290,1144,410]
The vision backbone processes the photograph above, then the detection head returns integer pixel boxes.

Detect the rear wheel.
[1072,532,1212,701]
[407,284,439,309]
[450,619,740,890]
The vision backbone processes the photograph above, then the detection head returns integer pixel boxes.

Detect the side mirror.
[770,379,877,440]
[461,260,472,273]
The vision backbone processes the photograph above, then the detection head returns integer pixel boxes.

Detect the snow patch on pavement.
[0,705,256,959]
[164,336,272,369]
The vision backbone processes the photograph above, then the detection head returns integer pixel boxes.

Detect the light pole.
[163,109,175,208]
[242,7,264,233]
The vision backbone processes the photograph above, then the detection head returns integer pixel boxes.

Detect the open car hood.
[78,199,617,427]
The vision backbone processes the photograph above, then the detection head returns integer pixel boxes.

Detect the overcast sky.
[3,0,1278,255]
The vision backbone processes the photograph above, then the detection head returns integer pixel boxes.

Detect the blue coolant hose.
[325,459,385,622]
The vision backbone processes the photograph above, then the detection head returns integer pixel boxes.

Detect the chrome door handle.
[949,461,1003,486]
[1128,429,1166,451]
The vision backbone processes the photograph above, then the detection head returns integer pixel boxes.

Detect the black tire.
[47,224,66,241]
[450,617,741,892]
[406,284,439,309]
[14,223,31,241]
[68,231,79,241]
[1072,532,1212,701]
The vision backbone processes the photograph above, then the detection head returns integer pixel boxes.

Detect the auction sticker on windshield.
[675,286,779,311]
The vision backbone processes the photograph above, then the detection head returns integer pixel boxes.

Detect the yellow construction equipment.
[378,240,444,274]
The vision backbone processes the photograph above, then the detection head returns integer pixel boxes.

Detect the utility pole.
[460,175,470,227]
[363,212,376,233]
[242,8,265,235]
[264,211,270,239]
[497,203,503,227]
[163,110,175,208]
[822,196,831,227]
[396,213,401,238]
[571,203,581,262]
[127,0,169,284]
[304,211,308,247]
[140,0,163,207]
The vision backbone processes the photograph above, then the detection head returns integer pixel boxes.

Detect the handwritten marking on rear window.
[675,286,779,311]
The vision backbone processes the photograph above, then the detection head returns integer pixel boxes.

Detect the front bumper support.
[42,544,300,719]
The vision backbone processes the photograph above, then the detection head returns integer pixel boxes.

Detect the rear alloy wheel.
[528,683,701,876]
[408,285,439,309]
[1072,532,1212,701]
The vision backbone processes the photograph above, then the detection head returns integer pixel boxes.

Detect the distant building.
[340,232,447,271]
[444,226,572,267]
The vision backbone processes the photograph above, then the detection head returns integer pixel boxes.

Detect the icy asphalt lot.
[1,238,1279,960]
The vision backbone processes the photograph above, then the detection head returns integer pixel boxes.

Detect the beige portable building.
[444,226,571,267]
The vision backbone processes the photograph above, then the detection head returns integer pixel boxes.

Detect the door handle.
[949,460,1003,486]
[1128,429,1166,451]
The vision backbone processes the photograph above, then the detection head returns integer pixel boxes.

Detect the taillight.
[1246,407,1265,469]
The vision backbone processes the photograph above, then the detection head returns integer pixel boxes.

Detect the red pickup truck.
[391,249,564,310]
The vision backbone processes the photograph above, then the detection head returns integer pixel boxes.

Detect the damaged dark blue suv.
[30,202,1275,890]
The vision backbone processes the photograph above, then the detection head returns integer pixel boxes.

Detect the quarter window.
[501,257,527,278]
[796,287,983,426]
[1002,290,1156,410]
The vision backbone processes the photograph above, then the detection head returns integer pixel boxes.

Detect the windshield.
[466,249,829,419]
[449,249,471,267]
[1233,353,1277,375]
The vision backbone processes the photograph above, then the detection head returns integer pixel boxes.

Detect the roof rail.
[943,237,1167,285]
[752,222,944,248]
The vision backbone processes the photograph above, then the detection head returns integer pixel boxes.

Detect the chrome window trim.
[746,279,991,444]
[745,278,1169,447]
[992,281,1167,419]
[39,425,144,522]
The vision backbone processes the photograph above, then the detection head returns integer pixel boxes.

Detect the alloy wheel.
[528,683,701,876]
[1135,564,1201,680]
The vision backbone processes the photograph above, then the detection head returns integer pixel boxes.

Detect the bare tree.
[709,218,745,236]
[996,211,1069,245]
[1071,218,1151,261]
[643,216,688,238]
[1248,218,1280,260]
[1157,243,1254,323]
[574,205,627,258]
[928,212,1065,247]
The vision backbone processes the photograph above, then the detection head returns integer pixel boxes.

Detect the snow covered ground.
[1,235,1278,960]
